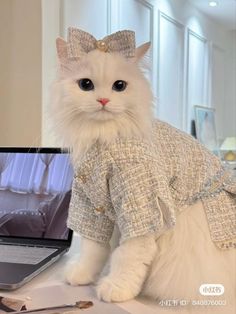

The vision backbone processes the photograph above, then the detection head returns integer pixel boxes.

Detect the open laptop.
[0,147,74,290]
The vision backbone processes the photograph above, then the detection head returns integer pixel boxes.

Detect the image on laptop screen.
[0,151,74,240]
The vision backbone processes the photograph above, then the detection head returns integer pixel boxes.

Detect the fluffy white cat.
[51,33,235,314]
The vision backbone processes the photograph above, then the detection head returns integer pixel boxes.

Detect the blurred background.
[0,0,235,159]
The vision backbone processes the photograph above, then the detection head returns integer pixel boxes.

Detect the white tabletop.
[0,235,179,314]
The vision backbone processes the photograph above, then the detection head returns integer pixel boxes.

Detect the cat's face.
[51,49,153,158]
[59,50,152,121]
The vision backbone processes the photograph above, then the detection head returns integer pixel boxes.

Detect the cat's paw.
[65,260,96,286]
[96,275,140,302]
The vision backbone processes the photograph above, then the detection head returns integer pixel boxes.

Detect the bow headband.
[56,28,136,61]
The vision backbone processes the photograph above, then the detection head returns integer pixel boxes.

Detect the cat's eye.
[77,78,94,91]
[112,80,127,92]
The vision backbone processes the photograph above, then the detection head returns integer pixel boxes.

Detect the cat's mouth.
[90,107,115,121]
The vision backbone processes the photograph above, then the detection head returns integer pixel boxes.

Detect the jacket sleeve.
[67,175,115,244]
[109,155,177,243]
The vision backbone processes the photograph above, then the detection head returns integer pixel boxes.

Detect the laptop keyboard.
[0,244,58,265]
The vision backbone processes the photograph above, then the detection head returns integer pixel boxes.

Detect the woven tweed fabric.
[66,28,136,59]
[67,120,236,249]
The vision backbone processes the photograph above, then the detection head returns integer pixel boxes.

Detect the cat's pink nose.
[97,98,110,106]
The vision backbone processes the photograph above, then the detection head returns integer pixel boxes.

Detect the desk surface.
[0,234,176,314]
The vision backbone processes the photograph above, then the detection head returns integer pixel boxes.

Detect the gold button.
[95,206,105,213]
[96,40,108,52]
[78,174,87,184]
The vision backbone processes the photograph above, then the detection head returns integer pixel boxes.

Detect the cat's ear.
[135,42,151,61]
[56,37,68,62]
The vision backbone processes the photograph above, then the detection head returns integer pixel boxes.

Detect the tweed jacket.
[67,120,236,250]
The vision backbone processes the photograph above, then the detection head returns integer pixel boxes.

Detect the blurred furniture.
[220,137,236,161]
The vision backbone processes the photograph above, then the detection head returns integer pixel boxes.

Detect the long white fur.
[64,204,235,313]
[65,237,110,286]
[51,45,235,313]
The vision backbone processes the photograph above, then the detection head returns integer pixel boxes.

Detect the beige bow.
[56,28,136,61]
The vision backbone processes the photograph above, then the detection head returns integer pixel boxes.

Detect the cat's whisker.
[55,107,81,121]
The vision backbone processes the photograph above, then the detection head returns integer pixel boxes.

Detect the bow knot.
[57,28,136,61]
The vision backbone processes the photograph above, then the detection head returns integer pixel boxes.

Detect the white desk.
[0,235,178,314]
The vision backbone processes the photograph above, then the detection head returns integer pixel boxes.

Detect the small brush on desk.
[11,301,93,314]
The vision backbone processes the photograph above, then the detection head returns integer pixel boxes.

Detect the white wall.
[0,0,42,146]
[152,0,235,138]
[224,30,236,139]
[61,0,110,38]
[41,0,61,147]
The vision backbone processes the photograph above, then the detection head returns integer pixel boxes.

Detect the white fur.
[66,202,235,313]
[52,46,235,312]
[50,50,153,161]
[65,237,110,285]
[142,201,236,313]
[96,235,157,302]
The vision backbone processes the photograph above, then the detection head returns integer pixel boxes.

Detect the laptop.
[0,147,74,290]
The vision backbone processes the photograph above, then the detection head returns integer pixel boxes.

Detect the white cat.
[51,29,236,314]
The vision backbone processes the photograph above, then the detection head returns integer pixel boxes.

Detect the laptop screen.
[0,148,74,241]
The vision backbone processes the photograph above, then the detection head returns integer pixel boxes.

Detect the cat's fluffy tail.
[142,200,236,314]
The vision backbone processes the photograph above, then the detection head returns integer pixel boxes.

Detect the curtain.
[38,154,55,194]
[0,154,14,189]
[0,153,73,194]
